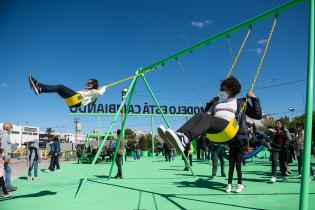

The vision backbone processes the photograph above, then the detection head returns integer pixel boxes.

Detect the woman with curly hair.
[158,76,242,152]
[158,76,263,193]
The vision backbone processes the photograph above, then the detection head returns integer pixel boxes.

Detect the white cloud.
[191,19,214,29]
[248,48,262,55]
[257,39,267,45]
[178,34,188,40]
[1,83,8,88]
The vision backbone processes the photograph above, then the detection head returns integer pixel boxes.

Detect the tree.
[139,135,148,151]
[46,127,55,139]
[125,128,136,140]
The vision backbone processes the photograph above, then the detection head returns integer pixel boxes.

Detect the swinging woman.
[157,76,263,193]
[28,75,107,107]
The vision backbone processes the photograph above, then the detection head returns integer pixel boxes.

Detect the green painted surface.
[2,156,315,210]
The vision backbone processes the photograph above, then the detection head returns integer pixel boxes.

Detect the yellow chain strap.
[239,17,278,115]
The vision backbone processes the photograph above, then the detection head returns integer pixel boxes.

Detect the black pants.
[49,155,60,171]
[165,150,171,162]
[271,150,286,177]
[211,145,225,176]
[39,83,77,99]
[177,113,229,141]
[184,149,193,166]
[115,154,123,177]
[228,146,243,184]
[0,176,8,194]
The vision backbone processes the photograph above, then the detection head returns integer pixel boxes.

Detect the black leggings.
[0,176,8,194]
[177,113,229,141]
[39,83,77,99]
[228,147,243,184]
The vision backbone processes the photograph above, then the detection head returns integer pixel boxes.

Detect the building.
[0,123,39,149]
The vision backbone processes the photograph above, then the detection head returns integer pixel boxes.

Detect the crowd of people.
[157,76,315,193]
[0,76,314,198]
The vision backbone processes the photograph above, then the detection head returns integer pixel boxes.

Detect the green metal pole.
[138,0,306,75]
[97,116,100,148]
[80,134,89,163]
[108,76,139,180]
[141,74,196,178]
[151,116,154,159]
[75,75,138,199]
[299,0,314,209]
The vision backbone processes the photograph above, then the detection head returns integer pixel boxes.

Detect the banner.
[70,103,205,115]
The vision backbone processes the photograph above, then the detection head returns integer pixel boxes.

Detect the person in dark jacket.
[27,139,40,180]
[269,119,292,183]
[226,91,262,193]
[115,130,124,179]
[45,136,61,172]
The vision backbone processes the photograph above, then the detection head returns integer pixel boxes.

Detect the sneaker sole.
[157,126,174,149]
[165,129,184,153]
[28,75,39,95]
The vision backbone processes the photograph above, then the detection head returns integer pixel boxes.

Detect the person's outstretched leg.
[29,75,77,98]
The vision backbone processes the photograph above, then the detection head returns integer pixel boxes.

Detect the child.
[27,139,40,180]
[0,148,11,198]
[28,75,107,107]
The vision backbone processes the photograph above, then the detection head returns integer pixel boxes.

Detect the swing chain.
[239,17,278,115]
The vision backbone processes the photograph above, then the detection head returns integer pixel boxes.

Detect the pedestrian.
[0,148,11,197]
[27,139,40,180]
[0,123,17,192]
[114,130,124,179]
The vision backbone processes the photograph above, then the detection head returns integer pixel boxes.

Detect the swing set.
[74,1,314,210]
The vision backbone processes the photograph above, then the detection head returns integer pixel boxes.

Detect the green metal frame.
[75,71,196,199]
[74,2,314,209]
[300,0,314,210]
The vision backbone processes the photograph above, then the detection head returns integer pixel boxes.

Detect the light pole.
[20,121,29,149]
[74,118,80,143]
[121,87,128,164]
[288,107,295,121]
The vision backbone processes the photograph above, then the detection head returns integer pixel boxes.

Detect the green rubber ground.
[1,156,315,210]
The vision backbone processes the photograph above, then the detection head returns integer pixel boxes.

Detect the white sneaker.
[226,184,232,193]
[55,169,60,172]
[2,193,12,198]
[27,176,32,180]
[44,169,51,173]
[270,176,276,183]
[165,129,185,152]
[33,177,40,181]
[236,184,244,193]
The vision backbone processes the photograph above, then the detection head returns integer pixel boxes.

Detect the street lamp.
[74,118,80,143]
[288,107,296,121]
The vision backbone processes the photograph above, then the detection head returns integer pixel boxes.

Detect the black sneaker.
[28,75,41,95]
[6,186,17,192]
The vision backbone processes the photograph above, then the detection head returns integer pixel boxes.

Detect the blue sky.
[0,0,312,133]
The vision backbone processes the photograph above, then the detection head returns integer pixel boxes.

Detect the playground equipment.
[74,2,314,210]
[79,131,115,164]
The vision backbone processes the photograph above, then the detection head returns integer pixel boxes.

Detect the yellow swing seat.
[206,117,239,144]
[64,93,83,107]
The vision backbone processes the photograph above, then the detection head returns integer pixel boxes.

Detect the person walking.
[0,123,17,192]
[27,139,40,180]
